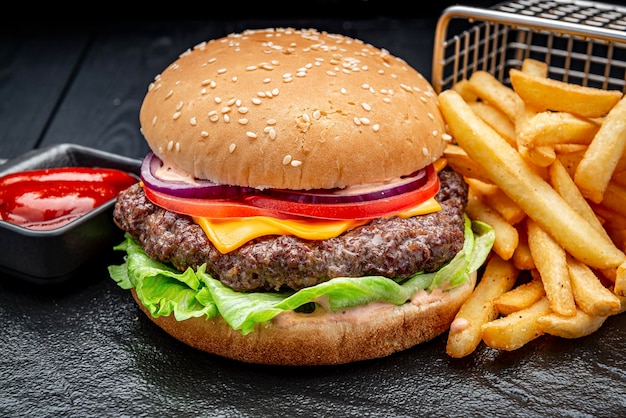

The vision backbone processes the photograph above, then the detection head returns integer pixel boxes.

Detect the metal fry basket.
[432,0,626,93]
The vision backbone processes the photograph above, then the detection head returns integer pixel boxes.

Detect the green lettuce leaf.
[108,216,494,335]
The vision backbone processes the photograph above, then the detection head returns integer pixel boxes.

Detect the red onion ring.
[260,168,429,204]
[140,152,247,199]
[142,152,432,204]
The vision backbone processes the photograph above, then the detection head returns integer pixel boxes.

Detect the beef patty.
[113,167,468,292]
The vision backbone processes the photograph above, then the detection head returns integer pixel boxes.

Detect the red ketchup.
[0,167,137,230]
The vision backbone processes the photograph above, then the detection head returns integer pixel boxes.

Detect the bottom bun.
[132,271,477,366]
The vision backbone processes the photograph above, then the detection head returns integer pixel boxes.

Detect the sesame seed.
[353,117,361,126]
[427,112,435,120]
[326,70,337,76]
[215,97,222,104]
[190,117,197,126]
[362,102,372,111]
[372,124,380,131]
[282,155,292,165]
[221,106,231,113]
[246,65,258,71]
[420,96,428,103]
[238,107,249,114]
[252,98,262,105]
[442,133,453,141]
[229,143,236,153]
[201,88,207,95]
[340,88,347,95]
[175,142,180,152]
[291,160,302,167]
[239,118,248,125]
[267,119,277,125]
[218,68,227,74]
[151,116,157,126]
[176,101,184,111]
[383,97,391,103]
[422,147,429,156]
[227,98,237,106]
[360,117,371,125]
[173,111,181,120]
[313,110,321,120]
[165,90,173,99]
[201,131,209,137]
[432,130,438,137]
[167,140,174,151]
[223,114,230,123]
[263,78,271,84]
[201,79,212,86]
[269,128,276,140]
[246,131,257,139]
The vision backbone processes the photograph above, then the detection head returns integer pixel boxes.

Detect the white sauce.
[272,289,448,328]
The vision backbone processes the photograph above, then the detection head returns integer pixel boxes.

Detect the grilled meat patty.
[113,167,468,292]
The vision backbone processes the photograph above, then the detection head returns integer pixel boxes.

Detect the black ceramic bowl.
[0,144,141,284]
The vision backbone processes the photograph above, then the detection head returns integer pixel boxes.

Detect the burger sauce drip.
[0,167,137,230]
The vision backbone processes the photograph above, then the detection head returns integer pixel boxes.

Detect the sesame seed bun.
[139,27,447,190]
[132,271,476,366]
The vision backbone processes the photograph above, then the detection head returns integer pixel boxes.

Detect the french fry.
[553,143,588,154]
[443,144,493,184]
[598,181,626,217]
[494,273,545,316]
[442,59,626,355]
[574,96,626,203]
[521,58,548,77]
[481,296,551,351]
[537,309,607,339]
[517,111,599,149]
[527,145,556,168]
[527,218,576,317]
[509,68,623,118]
[549,159,610,241]
[438,89,626,269]
[468,70,523,122]
[614,260,626,297]
[567,255,622,317]
[512,223,535,271]
[465,189,519,261]
[468,101,517,146]
[451,78,479,102]
[446,254,518,358]
[555,149,585,177]
[465,178,525,225]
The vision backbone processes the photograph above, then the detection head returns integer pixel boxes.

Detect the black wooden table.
[2,2,626,417]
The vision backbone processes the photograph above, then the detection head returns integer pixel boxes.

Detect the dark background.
[2,1,626,417]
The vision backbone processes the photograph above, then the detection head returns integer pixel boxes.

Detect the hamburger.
[108,28,494,366]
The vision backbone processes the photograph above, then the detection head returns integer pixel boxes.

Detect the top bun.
[140,28,448,190]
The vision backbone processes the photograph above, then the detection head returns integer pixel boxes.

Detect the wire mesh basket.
[432,0,626,94]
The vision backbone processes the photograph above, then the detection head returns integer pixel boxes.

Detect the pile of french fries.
[438,58,626,357]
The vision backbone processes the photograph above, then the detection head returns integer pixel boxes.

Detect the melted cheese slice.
[193,197,442,254]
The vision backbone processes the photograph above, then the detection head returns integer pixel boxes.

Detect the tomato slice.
[143,186,287,219]
[246,164,440,220]
[142,164,440,220]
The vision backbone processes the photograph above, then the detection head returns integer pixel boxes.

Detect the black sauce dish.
[0,144,141,284]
